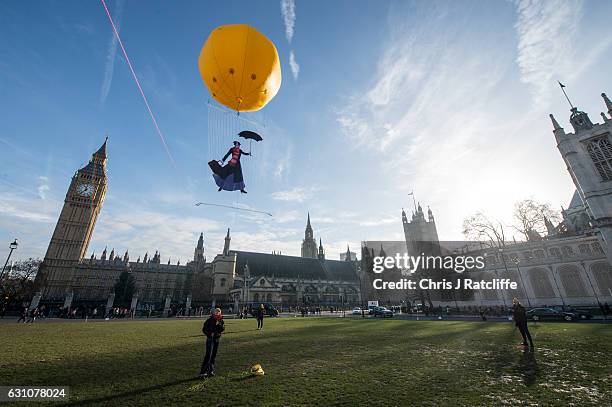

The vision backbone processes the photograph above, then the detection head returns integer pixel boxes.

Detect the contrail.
[195,202,273,217]
[100,0,175,167]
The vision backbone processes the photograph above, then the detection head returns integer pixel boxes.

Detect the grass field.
[1,317,611,406]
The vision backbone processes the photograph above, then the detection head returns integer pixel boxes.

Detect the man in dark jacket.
[256,304,265,330]
[199,308,225,378]
[512,298,533,348]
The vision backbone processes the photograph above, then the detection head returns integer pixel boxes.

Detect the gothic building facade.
[34,142,360,312]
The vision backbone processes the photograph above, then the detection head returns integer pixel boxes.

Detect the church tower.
[194,232,205,263]
[38,138,109,299]
[301,213,318,258]
[551,92,612,264]
[402,200,440,256]
[317,238,325,260]
[223,228,231,256]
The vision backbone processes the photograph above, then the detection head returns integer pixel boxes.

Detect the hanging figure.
[208,141,250,193]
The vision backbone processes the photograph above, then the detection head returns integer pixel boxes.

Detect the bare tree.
[1,258,41,306]
[512,199,561,240]
[462,212,506,247]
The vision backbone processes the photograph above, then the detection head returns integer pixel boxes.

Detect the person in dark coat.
[208,141,251,193]
[512,298,533,348]
[199,308,225,378]
[256,304,265,330]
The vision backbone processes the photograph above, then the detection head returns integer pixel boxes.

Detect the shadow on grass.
[515,348,539,386]
[61,376,199,406]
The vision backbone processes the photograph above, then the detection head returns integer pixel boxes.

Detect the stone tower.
[551,92,612,264]
[402,201,440,256]
[194,232,205,263]
[301,213,317,258]
[38,138,109,299]
[317,238,325,261]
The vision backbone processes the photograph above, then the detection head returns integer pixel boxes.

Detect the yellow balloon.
[198,24,282,112]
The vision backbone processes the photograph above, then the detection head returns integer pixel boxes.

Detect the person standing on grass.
[199,308,225,378]
[256,304,265,330]
[512,298,533,348]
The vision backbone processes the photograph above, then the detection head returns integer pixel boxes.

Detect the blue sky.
[1,0,612,263]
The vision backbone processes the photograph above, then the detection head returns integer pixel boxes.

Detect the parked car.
[526,308,576,321]
[248,303,279,317]
[352,307,362,315]
[565,308,593,320]
[372,306,394,318]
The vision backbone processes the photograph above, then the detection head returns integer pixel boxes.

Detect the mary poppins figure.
[209,141,250,193]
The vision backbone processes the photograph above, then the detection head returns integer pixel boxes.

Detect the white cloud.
[100,0,125,104]
[280,0,296,43]
[514,0,583,108]
[0,191,56,224]
[289,50,300,80]
[271,187,313,203]
[37,176,49,200]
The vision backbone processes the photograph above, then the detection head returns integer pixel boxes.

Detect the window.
[220,278,226,287]
[592,242,603,254]
[549,247,561,258]
[534,250,545,259]
[260,278,265,285]
[561,246,574,257]
[578,244,592,256]
[586,136,612,181]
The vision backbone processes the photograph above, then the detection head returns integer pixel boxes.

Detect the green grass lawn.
[1,317,610,406]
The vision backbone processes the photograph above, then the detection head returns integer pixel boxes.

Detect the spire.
[197,232,204,249]
[123,250,129,263]
[101,246,107,261]
[109,248,115,261]
[602,93,612,117]
[93,137,108,161]
[223,228,231,256]
[550,114,562,131]
[428,206,434,222]
[307,212,311,228]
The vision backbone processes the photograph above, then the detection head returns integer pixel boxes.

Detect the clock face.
[76,183,94,197]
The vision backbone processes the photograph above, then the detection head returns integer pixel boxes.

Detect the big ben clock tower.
[38,138,108,299]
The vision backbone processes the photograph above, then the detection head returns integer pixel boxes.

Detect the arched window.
[578,244,592,256]
[260,278,265,285]
[557,265,588,297]
[254,293,260,302]
[528,268,555,298]
[534,250,545,259]
[586,136,612,181]
[549,247,561,258]
[220,278,226,287]
[266,293,272,302]
[592,242,603,254]
[561,246,574,257]
[590,262,612,295]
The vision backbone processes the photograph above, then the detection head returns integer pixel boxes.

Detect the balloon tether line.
[194,202,272,217]
[100,0,175,168]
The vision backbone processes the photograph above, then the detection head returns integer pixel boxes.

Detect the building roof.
[231,251,358,282]
[568,190,583,209]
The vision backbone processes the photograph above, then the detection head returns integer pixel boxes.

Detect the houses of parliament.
[34,141,360,311]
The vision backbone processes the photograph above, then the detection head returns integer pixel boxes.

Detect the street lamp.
[1,239,18,281]
[513,257,531,307]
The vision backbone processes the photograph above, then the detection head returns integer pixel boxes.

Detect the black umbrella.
[238,131,263,155]
[238,130,263,142]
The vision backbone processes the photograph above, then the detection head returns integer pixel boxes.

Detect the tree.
[113,271,136,308]
[1,258,41,306]
[462,212,507,247]
[512,199,561,240]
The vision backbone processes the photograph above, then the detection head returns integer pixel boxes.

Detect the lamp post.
[513,257,531,307]
[1,239,18,281]
[498,248,509,308]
